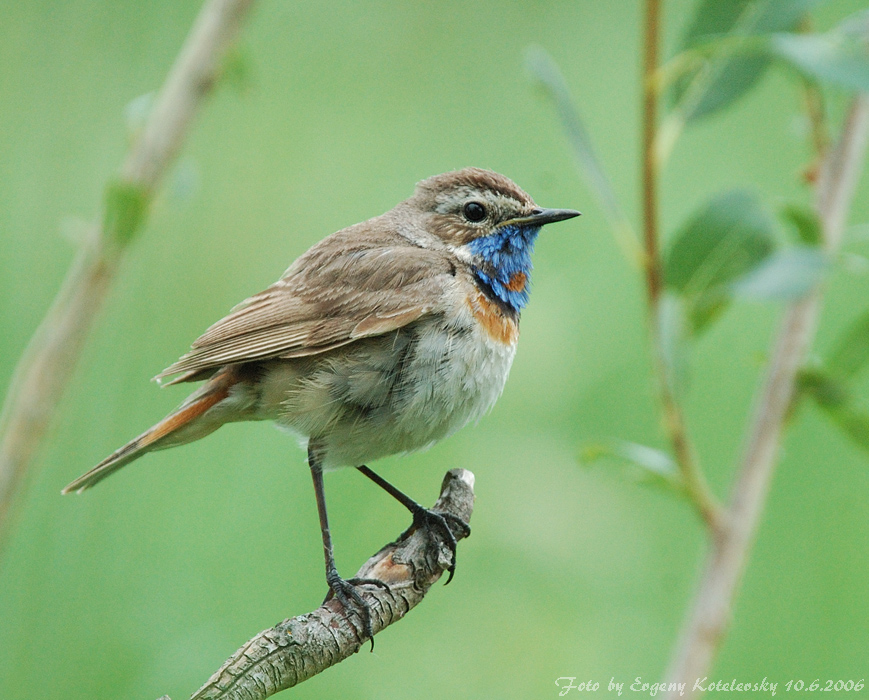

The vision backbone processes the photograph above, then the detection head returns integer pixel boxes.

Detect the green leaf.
[656,292,690,397]
[664,190,777,330]
[769,30,869,93]
[838,8,869,37]
[797,367,847,408]
[799,368,869,452]
[124,92,155,139]
[59,215,96,247]
[828,309,869,379]
[103,180,148,247]
[672,0,829,121]
[525,47,637,259]
[829,409,869,452]
[665,190,776,291]
[221,45,254,94]
[579,440,684,492]
[780,203,822,245]
[689,296,729,334]
[681,0,827,45]
[169,157,200,203]
[729,247,828,300]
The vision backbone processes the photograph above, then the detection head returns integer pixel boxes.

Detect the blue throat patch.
[467,224,541,314]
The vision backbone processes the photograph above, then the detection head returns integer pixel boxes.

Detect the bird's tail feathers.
[61,369,236,494]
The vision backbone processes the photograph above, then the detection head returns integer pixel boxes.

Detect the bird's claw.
[324,573,389,648]
[409,507,471,584]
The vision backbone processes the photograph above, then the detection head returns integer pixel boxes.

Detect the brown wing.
[156,230,454,383]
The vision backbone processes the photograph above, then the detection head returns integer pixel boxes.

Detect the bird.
[63,167,580,639]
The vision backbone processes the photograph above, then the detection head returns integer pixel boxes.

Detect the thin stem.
[0,0,256,555]
[806,83,829,157]
[801,79,830,184]
[796,18,829,166]
[642,0,662,305]
[664,95,869,699]
[658,381,721,529]
[642,0,721,530]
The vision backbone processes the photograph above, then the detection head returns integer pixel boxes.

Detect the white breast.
[390,309,517,441]
[262,300,518,470]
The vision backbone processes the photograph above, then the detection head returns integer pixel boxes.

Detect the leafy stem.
[0,0,257,555]
[664,95,869,697]
[642,0,722,531]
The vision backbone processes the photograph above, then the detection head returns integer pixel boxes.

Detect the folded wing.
[157,234,454,383]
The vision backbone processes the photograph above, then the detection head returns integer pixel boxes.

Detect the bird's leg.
[356,465,470,584]
[308,446,387,646]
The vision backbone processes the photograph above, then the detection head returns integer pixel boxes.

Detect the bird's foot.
[405,507,471,584]
[323,570,389,646]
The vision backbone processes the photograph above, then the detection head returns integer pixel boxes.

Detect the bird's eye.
[462,201,487,223]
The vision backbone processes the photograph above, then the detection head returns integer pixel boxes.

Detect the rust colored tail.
[61,370,235,494]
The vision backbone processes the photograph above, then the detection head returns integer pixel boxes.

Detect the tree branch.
[155,469,475,700]
[0,0,256,553]
[664,95,869,698]
[642,0,722,530]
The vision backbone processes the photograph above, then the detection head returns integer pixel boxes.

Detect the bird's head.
[404,167,580,313]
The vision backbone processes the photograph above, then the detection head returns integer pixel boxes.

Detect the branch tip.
[177,469,475,700]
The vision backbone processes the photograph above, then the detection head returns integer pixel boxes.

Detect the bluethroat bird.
[63,168,579,639]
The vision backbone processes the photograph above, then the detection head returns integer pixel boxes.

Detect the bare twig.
[156,469,475,700]
[0,0,256,552]
[641,0,722,530]
[664,96,869,698]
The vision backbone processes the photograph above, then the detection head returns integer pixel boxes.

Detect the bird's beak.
[504,207,581,227]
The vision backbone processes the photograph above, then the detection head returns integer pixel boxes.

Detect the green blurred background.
[2,1,868,698]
